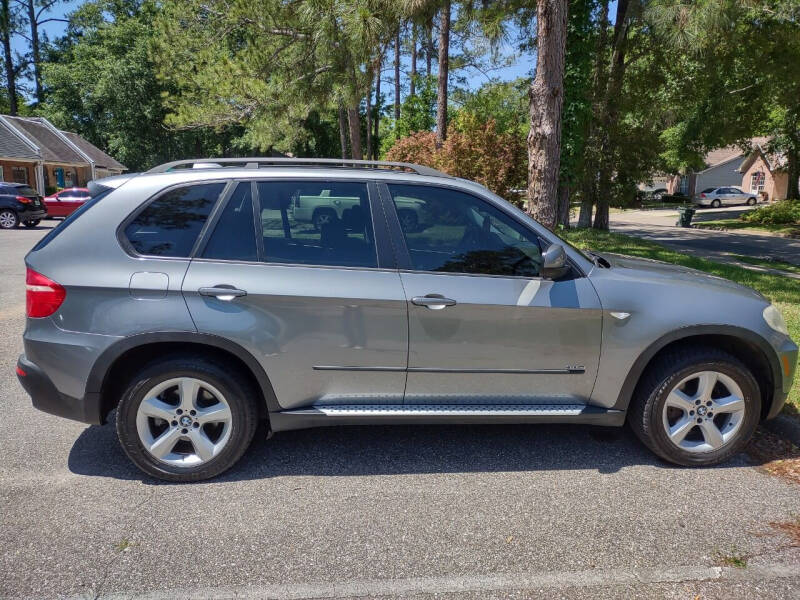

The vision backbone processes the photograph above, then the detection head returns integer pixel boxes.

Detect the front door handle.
[411,294,457,310]
[198,286,247,301]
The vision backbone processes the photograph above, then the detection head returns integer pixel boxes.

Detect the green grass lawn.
[694,218,800,237]
[561,228,799,412]
[729,254,800,275]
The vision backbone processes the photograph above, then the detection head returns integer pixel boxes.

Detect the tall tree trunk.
[347,105,363,160]
[0,0,17,115]
[425,17,433,76]
[577,0,610,228]
[410,24,417,97]
[338,106,349,159]
[24,0,42,103]
[365,76,373,161]
[373,55,382,159]
[436,1,451,147]
[577,173,595,227]
[593,0,630,231]
[526,0,568,230]
[394,29,401,122]
[557,183,570,228]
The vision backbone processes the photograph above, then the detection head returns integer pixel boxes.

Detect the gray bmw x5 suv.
[16,158,797,481]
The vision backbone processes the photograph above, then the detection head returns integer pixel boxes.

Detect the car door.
[182,179,408,410]
[56,190,84,216]
[380,182,603,406]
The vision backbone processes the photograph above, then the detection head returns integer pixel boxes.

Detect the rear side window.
[257,180,377,268]
[124,183,225,257]
[202,183,257,261]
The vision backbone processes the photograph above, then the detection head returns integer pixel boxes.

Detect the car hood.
[596,252,765,300]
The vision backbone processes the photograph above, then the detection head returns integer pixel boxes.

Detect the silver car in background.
[694,186,758,208]
[16,158,797,481]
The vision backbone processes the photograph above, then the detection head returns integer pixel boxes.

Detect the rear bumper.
[20,208,47,220]
[16,354,102,424]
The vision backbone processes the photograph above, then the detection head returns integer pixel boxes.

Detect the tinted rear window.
[13,185,37,196]
[202,182,257,261]
[701,188,716,193]
[124,183,225,257]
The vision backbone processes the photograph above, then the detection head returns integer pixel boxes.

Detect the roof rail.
[146,157,449,177]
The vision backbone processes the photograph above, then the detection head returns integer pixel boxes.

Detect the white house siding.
[694,155,746,193]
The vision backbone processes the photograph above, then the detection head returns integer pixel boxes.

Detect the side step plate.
[269,404,625,432]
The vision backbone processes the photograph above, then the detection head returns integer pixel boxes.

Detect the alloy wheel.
[0,210,17,228]
[661,370,746,453]
[135,377,233,467]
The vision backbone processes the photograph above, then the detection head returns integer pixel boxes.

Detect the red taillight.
[15,366,26,377]
[26,268,66,318]
[700,193,706,198]
[16,195,31,204]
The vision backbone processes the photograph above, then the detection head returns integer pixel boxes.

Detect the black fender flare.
[87,331,282,413]
[612,324,782,414]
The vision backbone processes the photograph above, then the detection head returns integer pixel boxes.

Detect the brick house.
[0,115,125,194]
[738,142,797,202]
[665,138,769,198]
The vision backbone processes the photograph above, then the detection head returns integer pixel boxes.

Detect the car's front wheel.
[23,219,41,228]
[116,356,260,482]
[746,197,757,206]
[629,347,760,466]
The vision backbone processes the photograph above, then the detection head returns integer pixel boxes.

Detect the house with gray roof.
[0,115,126,194]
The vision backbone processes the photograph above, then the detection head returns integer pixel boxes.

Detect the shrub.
[384,116,527,200]
[741,200,800,225]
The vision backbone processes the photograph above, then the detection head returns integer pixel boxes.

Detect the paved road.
[1,225,799,599]
[610,207,800,267]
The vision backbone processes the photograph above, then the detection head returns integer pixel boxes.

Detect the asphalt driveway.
[1,225,799,599]
[609,207,800,267]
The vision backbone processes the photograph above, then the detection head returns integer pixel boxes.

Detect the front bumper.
[16,354,102,424]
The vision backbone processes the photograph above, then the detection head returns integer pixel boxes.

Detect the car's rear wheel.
[711,199,721,208]
[116,356,259,482]
[0,209,19,229]
[23,219,41,228]
[628,347,760,466]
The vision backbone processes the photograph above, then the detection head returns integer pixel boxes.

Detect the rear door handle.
[411,295,457,310]
[198,286,247,301]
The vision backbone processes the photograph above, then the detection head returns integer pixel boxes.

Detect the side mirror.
[541,244,571,280]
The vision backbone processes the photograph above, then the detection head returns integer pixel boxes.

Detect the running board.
[269,404,625,432]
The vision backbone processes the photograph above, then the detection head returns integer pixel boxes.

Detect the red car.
[43,187,91,218]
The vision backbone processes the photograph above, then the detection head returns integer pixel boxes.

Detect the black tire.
[628,347,761,467]
[312,208,337,231]
[711,199,721,208]
[116,356,260,482]
[23,219,41,228]
[746,197,756,206]
[0,209,19,229]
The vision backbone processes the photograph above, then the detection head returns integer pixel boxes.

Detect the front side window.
[257,181,377,268]
[124,182,225,257]
[387,184,542,277]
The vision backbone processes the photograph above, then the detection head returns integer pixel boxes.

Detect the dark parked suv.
[16,159,798,481]
[0,182,47,228]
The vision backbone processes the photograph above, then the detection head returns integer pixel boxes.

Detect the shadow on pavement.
[66,420,746,484]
